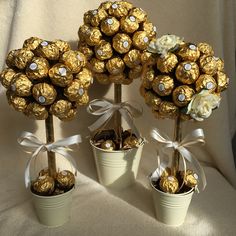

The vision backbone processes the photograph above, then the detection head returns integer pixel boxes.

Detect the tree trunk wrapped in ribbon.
[0,37,93,226]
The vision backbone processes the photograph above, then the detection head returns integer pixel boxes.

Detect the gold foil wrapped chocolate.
[26,57,50,80]
[172,85,195,107]
[56,170,75,190]
[90,58,106,73]
[141,51,156,65]
[95,40,113,60]
[54,40,71,54]
[157,53,178,73]
[197,42,214,56]
[78,42,94,60]
[214,71,229,92]
[119,1,133,10]
[50,100,72,117]
[24,102,49,120]
[106,57,125,75]
[152,75,174,96]
[109,73,132,85]
[199,55,218,75]
[35,41,60,60]
[128,65,142,79]
[79,25,102,46]
[144,91,162,110]
[89,8,108,27]
[32,175,55,195]
[59,109,78,121]
[177,43,200,62]
[214,57,224,72]
[133,31,149,50]
[158,101,179,118]
[38,168,50,177]
[141,21,157,38]
[94,73,110,84]
[123,49,141,68]
[32,83,57,105]
[64,80,86,101]
[195,74,217,92]
[49,64,73,87]
[180,169,198,188]
[23,37,43,51]
[99,1,113,11]
[159,175,179,194]
[123,136,140,149]
[7,91,28,112]
[101,140,116,150]
[76,91,89,106]
[161,167,172,178]
[0,68,16,89]
[10,73,32,97]
[6,50,17,68]
[142,67,155,89]
[101,17,120,36]
[112,33,132,54]
[129,7,147,23]
[120,15,139,34]
[75,68,93,88]
[108,2,129,18]
[175,61,200,84]
[13,49,34,70]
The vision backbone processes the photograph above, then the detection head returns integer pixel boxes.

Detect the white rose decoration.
[148,34,184,56]
[187,90,221,121]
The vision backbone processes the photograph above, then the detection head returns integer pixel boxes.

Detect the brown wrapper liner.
[24,102,49,120]
[112,33,132,54]
[195,74,217,92]
[157,53,178,73]
[101,17,120,36]
[109,73,132,85]
[172,85,195,107]
[106,57,125,75]
[139,85,146,97]
[152,75,174,96]
[95,40,113,60]
[0,68,16,89]
[159,175,179,194]
[32,175,55,196]
[56,170,75,190]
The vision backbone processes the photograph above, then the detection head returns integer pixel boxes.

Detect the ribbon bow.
[87,99,142,138]
[18,131,82,188]
[151,128,207,191]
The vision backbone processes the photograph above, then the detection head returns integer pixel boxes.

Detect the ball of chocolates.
[0,37,92,120]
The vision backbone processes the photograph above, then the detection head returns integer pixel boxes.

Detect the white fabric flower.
[148,34,184,56]
[187,90,221,121]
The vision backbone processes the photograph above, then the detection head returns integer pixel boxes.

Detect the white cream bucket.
[31,187,74,227]
[150,170,194,226]
[90,140,144,189]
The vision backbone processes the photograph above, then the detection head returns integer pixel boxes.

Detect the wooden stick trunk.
[114,84,122,148]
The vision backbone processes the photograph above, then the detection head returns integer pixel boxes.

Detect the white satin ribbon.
[151,128,207,191]
[18,131,82,188]
[87,99,142,138]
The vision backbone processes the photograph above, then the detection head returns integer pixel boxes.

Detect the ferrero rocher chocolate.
[7,92,28,112]
[161,167,172,178]
[6,50,17,68]
[142,67,155,89]
[157,53,178,73]
[110,73,132,84]
[172,85,195,107]
[95,40,113,60]
[108,2,129,18]
[123,49,141,68]
[158,101,179,118]
[128,65,142,79]
[64,80,86,101]
[26,57,50,80]
[101,17,120,36]
[177,43,200,62]
[76,91,89,106]
[129,7,147,23]
[159,175,179,194]
[56,170,75,190]
[89,8,108,27]
[195,74,217,92]
[50,100,72,117]
[99,1,113,10]
[213,57,224,72]
[123,136,140,149]
[79,25,102,46]
[180,169,198,188]
[54,39,71,54]
[214,71,229,92]
[49,64,73,87]
[133,31,149,50]
[199,55,218,75]
[197,42,214,56]
[90,58,106,73]
[94,73,110,84]
[10,73,32,97]
[106,57,125,75]
[59,109,78,121]
[13,49,34,70]
[23,37,43,51]
[152,75,174,96]
[141,21,157,38]
[141,51,156,65]
[78,42,94,60]
[75,68,93,88]
[119,1,133,10]
[120,15,139,33]
[32,175,55,195]
[35,41,60,60]
[32,83,57,105]
[175,61,200,84]
[38,168,50,177]
[24,102,48,120]
[112,33,132,54]
[0,68,16,89]
[101,140,116,150]
[144,91,162,110]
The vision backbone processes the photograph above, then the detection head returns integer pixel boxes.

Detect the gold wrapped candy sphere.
[141,38,229,120]
[0,37,93,121]
[78,1,157,85]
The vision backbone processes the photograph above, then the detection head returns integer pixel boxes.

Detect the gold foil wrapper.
[159,176,179,194]
[152,75,174,96]
[90,58,106,73]
[95,40,113,60]
[7,91,28,112]
[24,102,48,120]
[119,1,133,10]
[158,101,179,118]
[75,67,93,88]
[32,83,57,105]
[123,49,141,68]
[195,74,217,92]
[78,42,94,60]
[214,71,229,92]
[181,169,198,188]
[78,24,91,41]
[175,61,200,84]
[64,80,85,101]
[101,17,120,36]
[214,57,224,71]
[0,68,16,89]
[197,42,214,56]
[94,73,110,84]
[177,43,200,62]
[89,8,108,27]
[50,99,72,117]
[108,2,129,18]
[6,50,17,68]
[141,51,156,65]
[128,65,142,80]
[56,170,75,190]
[144,91,162,110]
[26,57,50,80]
[161,167,172,178]
[141,21,157,38]
[76,92,89,106]
[101,140,116,150]
[49,63,73,87]
[172,85,195,107]
[129,7,147,23]
[106,57,125,75]
[132,31,149,50]
[157,53,178,73]
[38,168,50,177]
[35,41,60,60]
[32,175,55,196]
[23,37,43,51]
[109,73,132,85]
[142,67,155,89]
[199,55,217,75]
[120,15,139,34]
[99,1,113,10]
[79,25,102,46]
[10,73,32,97]
[54,40,71,54]
[60,50,86,74]
[13,49,34,70]
[59,109,78,121]
[123,136,140,149]
[112,33,132,54]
